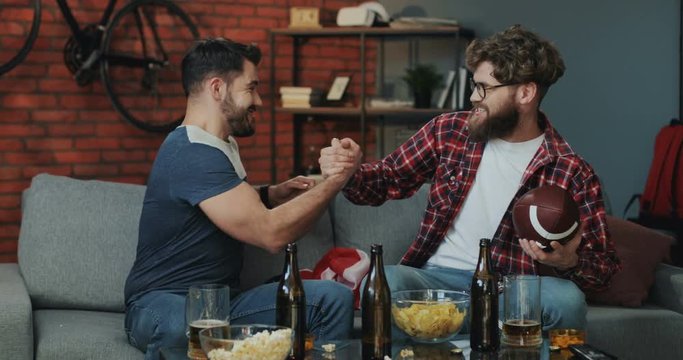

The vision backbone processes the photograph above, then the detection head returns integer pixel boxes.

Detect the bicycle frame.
[57,0,168,72]
[57,0,117,49]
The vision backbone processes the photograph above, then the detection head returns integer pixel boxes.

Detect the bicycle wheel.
[100,0,198,132]
[0,0,41,76]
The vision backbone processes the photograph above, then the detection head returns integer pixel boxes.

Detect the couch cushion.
[331,185,429,265]
[586,216,673,307]
[239,209,334,291]
[33,309,143,360]
[586,304,683,360]
[650,263,683,314]
[0,263,33,360]
[18,174,145,312]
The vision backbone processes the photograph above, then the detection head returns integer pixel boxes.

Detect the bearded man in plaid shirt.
[320,25,620,332]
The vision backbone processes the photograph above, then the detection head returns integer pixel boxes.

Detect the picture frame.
[326,76,351,101]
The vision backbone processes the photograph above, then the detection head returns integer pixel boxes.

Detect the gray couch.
[1,174,682,359]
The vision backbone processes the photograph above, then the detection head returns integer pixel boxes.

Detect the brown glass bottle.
[276,243,306,360]
[470,238,500,352]
[361,244,392,360]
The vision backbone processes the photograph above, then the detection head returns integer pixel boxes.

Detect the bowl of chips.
[549,328,586,349]
[391,289,469,343]
[199,324,293,360]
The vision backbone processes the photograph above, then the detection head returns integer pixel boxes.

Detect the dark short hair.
[466,25,565,98]
[181,38,262,96]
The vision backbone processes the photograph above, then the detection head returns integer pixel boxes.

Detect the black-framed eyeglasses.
[469,78,519,99]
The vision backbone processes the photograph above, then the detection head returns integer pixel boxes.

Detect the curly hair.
[466,25,565,98]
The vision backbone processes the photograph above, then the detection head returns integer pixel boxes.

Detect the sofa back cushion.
[586,215,673,307]
[331,184,430,265]
[18,174,144,312]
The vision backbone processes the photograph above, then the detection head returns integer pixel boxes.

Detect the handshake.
[318,137,363,186]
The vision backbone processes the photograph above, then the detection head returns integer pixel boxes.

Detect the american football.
[512,185,580,252]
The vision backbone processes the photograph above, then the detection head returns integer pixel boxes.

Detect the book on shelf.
[279,86,320,95]
[281,99,320,105]
[389,16,459,29]
[281,102,313,108]
[437,70,456,109]
[457,67,472,110]
[448,66,472,110]
[281,93,322,101]
[280,87,322,108]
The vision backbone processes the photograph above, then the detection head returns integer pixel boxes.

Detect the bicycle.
[0,0,199,132]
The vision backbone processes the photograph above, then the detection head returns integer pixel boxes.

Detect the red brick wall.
[0,0,373,262]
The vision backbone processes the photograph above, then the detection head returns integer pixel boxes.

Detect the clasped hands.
[266,137,361,207]
[319,137,363,185]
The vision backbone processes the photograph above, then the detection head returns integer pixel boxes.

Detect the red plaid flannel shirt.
[343,111,620,292]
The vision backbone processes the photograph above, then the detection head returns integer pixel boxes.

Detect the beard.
[467,100,519,142]
[221,94,255,138]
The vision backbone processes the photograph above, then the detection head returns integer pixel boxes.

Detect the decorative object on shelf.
[268,26,474,179]
[402,64,444,109]
[326,76,351,102]
[336,1,391,27]
[289,7,322,28]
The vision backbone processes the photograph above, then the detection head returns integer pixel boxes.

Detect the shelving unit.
[268,26,475,181]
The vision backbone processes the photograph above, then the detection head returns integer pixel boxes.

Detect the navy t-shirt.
[124,126,246,305]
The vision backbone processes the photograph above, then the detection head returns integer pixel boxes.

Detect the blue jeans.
[125,280,354,360]
[383,264,586,337]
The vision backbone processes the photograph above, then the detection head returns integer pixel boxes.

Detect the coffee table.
[161,336,575,359]
[309,337,574,360]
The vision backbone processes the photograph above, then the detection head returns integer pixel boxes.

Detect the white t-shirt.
[427,134,544,270]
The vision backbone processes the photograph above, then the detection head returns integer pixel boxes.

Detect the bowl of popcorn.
[199,324,293,360]
[391,289,469,343]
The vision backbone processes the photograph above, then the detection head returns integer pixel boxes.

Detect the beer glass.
[502,275,542,347]
[186,284,230,359]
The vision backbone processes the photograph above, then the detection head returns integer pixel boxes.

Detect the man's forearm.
[259,178,344,251]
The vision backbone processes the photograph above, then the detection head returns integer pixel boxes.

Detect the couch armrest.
[0,263,33,360]
[649,263,683,314]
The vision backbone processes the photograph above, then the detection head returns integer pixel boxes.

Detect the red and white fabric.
[301,247,370,309]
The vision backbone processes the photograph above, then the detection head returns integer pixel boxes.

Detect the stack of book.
[280,86,322,108]
[436,66,472,110]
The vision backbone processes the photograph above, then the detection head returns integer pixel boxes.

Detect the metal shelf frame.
[268,26,475,181]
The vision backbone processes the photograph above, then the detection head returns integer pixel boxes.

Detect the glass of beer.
[502,275,542,347]
[186,284,230,359]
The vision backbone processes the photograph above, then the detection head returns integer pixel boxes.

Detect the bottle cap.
[370,243,383,253]
[479,238,491,246]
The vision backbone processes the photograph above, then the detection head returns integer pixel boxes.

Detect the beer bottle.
[470,238,500,352]
[361,244,392,360]
[276,243,306,360]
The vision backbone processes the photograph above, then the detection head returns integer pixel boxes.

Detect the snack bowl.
[549,328,586,349]
[199,324,293,360]
[391,289,469,343]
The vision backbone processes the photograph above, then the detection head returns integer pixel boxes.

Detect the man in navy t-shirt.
[124,38,360,360]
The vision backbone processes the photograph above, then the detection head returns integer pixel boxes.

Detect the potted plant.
[402,64,443,108]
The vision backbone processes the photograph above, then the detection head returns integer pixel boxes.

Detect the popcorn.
[207,328,292,360]
[399,347,415,358]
